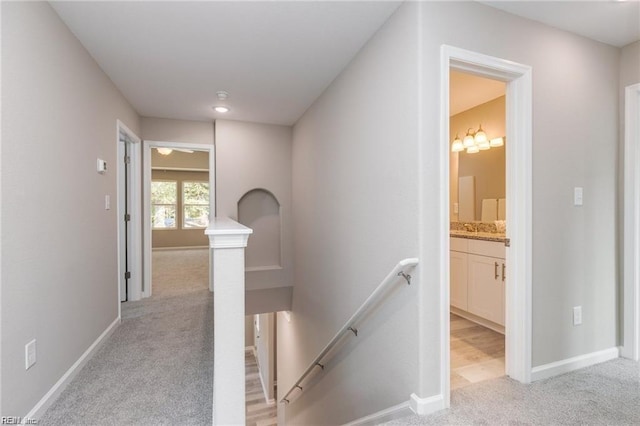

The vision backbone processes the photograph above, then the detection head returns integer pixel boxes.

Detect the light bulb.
[474,125,487,144]
[463,130,475,148]
[213,106,230,113]
[478,141,490,150]
[490,137,504,147]
[451,134,464,152]
[466,145,479,154]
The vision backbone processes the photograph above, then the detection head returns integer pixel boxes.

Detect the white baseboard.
[23,317,120,421]
[152,246,208,251]
[257,362,276,405]
[409,393,445,415]
[450,307,505,335]
[530,347,620,382]
[342,401,413,426]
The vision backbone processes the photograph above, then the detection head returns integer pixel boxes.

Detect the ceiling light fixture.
[157,147,173,156]
[451,124,504,153]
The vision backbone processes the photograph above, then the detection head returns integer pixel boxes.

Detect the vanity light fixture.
[451,124,504,153]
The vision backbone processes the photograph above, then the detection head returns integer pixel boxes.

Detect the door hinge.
[124,214,131,222]
[124,271,131,280]
[124,155,131,164]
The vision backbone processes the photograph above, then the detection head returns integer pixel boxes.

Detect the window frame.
[181,180,210,229]
[151,179,178,230]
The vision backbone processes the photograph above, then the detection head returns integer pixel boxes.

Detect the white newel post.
[206,218,253,426]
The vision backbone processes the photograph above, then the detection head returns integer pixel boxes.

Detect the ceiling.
[450,71,505,116]
[51,1,638,127]
[480,1,640,48]
[51,1,402,126]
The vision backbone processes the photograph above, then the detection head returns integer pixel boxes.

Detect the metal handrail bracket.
[280,257,419,404]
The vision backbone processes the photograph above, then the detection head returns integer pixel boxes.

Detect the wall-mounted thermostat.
[97,159,107,174]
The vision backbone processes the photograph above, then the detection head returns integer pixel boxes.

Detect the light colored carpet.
[383,358,640,425]
[40,249,213,425]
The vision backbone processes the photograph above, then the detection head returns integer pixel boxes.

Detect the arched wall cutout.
[238,188,282,269]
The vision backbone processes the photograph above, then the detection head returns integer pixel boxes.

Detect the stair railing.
[280,257,419,404]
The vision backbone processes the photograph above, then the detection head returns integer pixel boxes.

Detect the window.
[183,181,209,228]
[151,180,177,229]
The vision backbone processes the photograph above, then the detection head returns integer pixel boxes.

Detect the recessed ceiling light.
[213,106,230,113]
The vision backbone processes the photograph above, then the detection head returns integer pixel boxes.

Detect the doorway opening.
[142,141,216,299]
[440,45,533,407]
[117,120,142,310]
[449,70,507,390]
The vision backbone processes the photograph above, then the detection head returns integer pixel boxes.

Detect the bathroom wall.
[450,96,506,222]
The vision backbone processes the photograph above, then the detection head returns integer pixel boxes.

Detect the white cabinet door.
[450,250,468,310]
[467,254,505,326]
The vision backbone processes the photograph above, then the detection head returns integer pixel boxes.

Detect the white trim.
[257,362,276,405]
[342,401,413,426]
[439,45,533,408]
[245,265,283,272]
[142,140,215,299]
[116,120,142,303]
[450,307,504,335]
[530,347,620,382]
[23,318,120,421]
[623,83,640,361]
[409,393,445,416]
[152,245,209,251]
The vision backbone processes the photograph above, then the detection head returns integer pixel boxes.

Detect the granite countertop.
[450,229,508,243]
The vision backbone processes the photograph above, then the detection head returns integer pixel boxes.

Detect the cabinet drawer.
[450,237,469,253]
[468,239,505,259]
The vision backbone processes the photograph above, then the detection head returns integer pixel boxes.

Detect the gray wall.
[1,2,140,416]
[141,117,213,146]
[215,120,293,292]
[280,3,420,424]
[620,41,639,89]
[245,316,255,348]
[416,0,620,399]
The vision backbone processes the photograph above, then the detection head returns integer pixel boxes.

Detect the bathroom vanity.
[450,231,507,334]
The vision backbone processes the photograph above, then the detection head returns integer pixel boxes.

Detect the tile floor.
[450,314,505,389]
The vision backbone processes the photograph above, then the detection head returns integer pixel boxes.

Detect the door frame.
[142,140,216,298]
[116,120,142,308]
[623,83,640,361]
[439,45,533,406]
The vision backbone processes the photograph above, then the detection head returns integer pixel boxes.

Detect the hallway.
[35,249,284,424]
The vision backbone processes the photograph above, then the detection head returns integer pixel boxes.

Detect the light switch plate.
[97,158,107,174]
[25,339,36,370]
[574,187,583,206]
[573,306,582,326]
